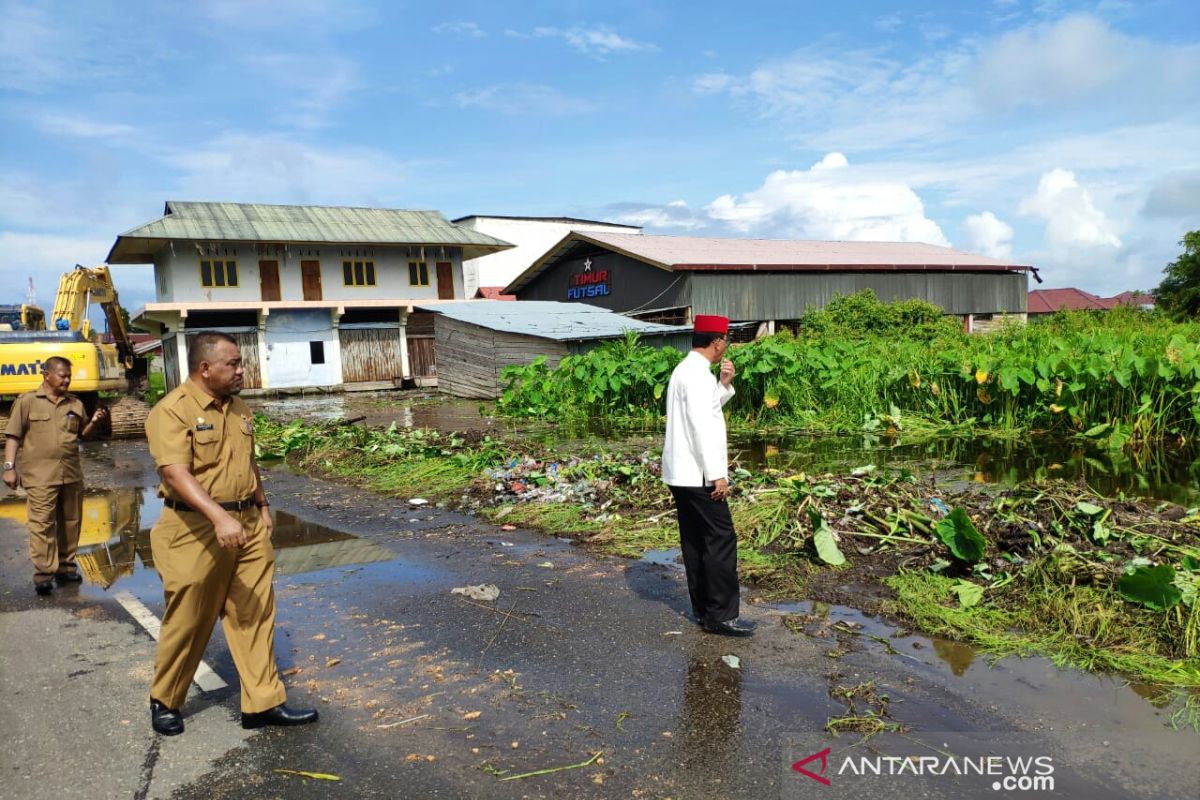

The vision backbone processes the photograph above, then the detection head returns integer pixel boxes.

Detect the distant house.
[107,201,511,393]
[1107,290,1156,311]
[474,287,516,301]
[416,301,690,398]
[505,232,1037,331]
[1027,288,1111,315]
[1027,288,1155,317]
[452,215,641,298]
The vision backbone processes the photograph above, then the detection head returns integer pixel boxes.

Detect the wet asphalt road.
[1,441,1198,799]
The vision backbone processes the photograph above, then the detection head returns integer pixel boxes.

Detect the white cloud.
[693,45,975,150]
[1141,171,1200,219]
[1019,168,1121,250]
[609,200,704,230]
[453,84,597,116]
[875,15,903,32]
[972,14,1200,112]
[704,153,949,244]
[165,133,416,206]
[34,113,136,140]
[199,0,371,30]
[692,72,736,95]
[243,52,358,129]
[512,25,655,57]
[433,21,486,39]
[963,211,1014,258]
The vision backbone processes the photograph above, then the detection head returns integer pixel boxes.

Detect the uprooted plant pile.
[255,416,1200,691]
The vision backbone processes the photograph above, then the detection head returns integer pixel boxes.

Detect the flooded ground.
[2,440,1198,797]
[250,391,1200,506]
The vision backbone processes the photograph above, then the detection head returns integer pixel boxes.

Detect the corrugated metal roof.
[416,300,688,342]
[108,201,513,263]
[1027,288,1110,314]
[505,231,1035,293]
[452,214,640,228]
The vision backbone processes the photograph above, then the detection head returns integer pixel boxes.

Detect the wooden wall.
[435,318,566,398]
[181,330,261,389]
[339,327,405,384]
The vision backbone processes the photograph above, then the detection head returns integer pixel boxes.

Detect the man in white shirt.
[662,315,754,637]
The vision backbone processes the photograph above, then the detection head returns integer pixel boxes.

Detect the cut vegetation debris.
[254,416,1200,698]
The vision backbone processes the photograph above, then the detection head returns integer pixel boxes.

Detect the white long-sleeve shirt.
[662,351,736,487]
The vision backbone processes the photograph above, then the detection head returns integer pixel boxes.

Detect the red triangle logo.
[792,747,832,786]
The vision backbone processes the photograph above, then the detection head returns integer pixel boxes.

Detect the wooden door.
[301,260,323,300]
[339,328,404,383]
[436,262,455,299]
[259,260,280,301]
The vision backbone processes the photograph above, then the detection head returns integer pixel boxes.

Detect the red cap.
[693,314,729,334]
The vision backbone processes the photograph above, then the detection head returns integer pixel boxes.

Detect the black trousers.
[669,485,740,624]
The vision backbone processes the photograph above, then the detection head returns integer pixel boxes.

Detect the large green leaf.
[952,579,984,609]
[1118,565,1182,611]
[807,508,846,566]
[935,508,986,563]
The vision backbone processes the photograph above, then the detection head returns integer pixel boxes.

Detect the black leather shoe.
[34,580,53,596]
[702,618,756,637]
[151,699,184,736]
[56,571,83,584]
[241,703,319,729]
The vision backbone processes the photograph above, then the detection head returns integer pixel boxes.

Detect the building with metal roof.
[452,214,640,298]
[505,231,1039,331]
[1027,287,1156,316]
[415,301,690,398]
[107,201,512,394]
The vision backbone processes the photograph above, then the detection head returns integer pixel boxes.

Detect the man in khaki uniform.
[145,331,316,737]
[4,357,107,595]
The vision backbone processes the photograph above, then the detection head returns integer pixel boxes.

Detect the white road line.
[113,590,228,692]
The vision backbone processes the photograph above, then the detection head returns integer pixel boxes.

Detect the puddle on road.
[636,551,1198,743]
[766,598,1198,739]
[0,491,410,594]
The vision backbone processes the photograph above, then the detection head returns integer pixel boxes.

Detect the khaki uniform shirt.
[145,378,258,503]
[5,388,86,487]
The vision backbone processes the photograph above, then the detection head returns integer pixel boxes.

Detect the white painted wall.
[262,309,340,388]
[456,218,641,296]
[149,241,463,303]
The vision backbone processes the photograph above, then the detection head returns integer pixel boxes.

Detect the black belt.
[164,497,257,513]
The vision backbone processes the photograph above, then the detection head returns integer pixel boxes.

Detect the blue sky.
[1,0,1197,311]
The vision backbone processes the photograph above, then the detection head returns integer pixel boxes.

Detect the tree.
[1155,231,1200,320]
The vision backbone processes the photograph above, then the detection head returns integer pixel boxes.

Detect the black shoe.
[702,618,756,637]
[55,571,83,584]
[34,580,53,596]
[151,699,184,736]
[241,703,319,729]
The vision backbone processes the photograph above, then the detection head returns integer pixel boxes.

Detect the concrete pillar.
[173,318,188,391]
[256,310,269,389]
[398,306,411,381]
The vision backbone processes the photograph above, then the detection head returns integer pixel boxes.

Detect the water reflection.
[736,434,1200,505]
[930,638,977,677]
[0,490,397,590]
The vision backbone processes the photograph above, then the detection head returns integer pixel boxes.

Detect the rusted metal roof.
[1027,288,1111,314]
[416,300,687,342]
[505,231,1036,294]
[108,201,513,264]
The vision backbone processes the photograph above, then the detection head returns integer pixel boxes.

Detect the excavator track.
[106,396,151,439]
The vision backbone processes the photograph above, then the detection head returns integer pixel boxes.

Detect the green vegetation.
[497,291,1200,446]
[255,414,1200,694]
[1156,230,1200,320]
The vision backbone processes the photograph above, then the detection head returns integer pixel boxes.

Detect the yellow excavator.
[0,266,150,438]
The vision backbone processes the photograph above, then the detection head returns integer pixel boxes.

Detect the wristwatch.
[3,462,14,470]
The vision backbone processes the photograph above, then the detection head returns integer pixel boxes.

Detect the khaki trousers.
[25,481,83,581]
[150,506,287,713]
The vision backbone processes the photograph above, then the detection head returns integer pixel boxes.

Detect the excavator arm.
[51,266,134,369]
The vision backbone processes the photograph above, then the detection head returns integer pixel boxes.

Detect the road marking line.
[114,590,228,692]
